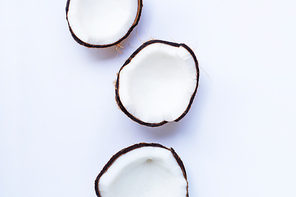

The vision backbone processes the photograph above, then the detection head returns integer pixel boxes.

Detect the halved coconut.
[65,0,143,48]
[95,143,188,197]
[115,40,199,127]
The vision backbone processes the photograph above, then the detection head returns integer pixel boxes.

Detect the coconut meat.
[98,146,187,197]
[118,43,197,123]
[67,0,139,46]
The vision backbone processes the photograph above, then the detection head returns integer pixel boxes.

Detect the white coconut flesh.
[97,146,187,197]
[118,41,198,124]
[67,0,140,46]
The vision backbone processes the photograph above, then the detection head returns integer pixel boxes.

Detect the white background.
[1,0,296,196]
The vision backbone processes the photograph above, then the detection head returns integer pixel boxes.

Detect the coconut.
[115,40,199,127]
[65,0,143,48]
[95,143,188,197]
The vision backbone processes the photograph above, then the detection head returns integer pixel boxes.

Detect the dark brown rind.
[94,143,188,197]
[115,39,199,127]
[65,0,143,48]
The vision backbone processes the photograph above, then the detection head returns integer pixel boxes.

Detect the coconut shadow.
[137,122,182,138]
[85,46,119,61]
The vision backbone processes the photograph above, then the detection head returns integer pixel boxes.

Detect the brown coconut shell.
[94,142,188,197]
[65,0,143,48]
[115,40,199,127]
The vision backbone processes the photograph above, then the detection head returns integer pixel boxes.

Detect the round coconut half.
[95,143,188,197]
[115,40,199,127]
[66,0,142,48]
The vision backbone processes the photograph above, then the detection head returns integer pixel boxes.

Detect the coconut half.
[115,40,199,127]
[66,0,143,48]
[95,143,188,197]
